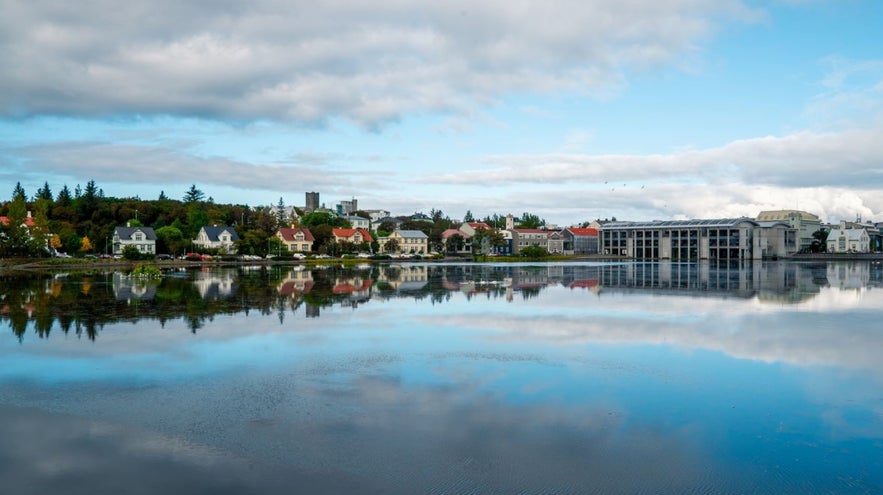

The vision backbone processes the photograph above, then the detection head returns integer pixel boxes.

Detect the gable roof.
[0,216,35,228]
[277,227,314,242]
[200,226,239,242]
[468,222,492,231]
[395,230,428,239]
[114,226,157,241]
[332,228,374,243]
[442,228,471,239]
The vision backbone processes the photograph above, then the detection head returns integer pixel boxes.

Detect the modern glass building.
[599,218,774,261]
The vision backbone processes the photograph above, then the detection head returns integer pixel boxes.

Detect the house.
[599,218,760,260]
[546,230,568,255]
[826,221,870,253]
[0,212,35,229]
[276,227,315,252]
[458,222,492,236]
[564,227,599,255]
[374,216,404,231]
[510,228,549,255]
[381,230,429,255]
[441,228,472,255]
[192,226,239,254]
[339,215,371,230]
[332,228,374,246]
[113,225,157,255]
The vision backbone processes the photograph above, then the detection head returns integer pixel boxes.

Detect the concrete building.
[305,192,320,213]
[599,218,763,260]
[756,210,821,252]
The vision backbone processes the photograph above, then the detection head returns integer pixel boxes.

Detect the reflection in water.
[1,261,882,494]
[2,261,881,341]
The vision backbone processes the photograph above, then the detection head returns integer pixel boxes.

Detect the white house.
[113,225,157,255]
[826,221,870,253]
[193,226,239,254]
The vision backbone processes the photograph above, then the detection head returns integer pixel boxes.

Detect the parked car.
[156,254,173,260]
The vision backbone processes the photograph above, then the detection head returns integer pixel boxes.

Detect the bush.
[122,245,143,260]
[520,246,548,259]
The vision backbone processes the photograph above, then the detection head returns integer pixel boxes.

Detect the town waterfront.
[1,261,882,494]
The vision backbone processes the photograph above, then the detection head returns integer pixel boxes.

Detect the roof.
[600,218,758,230]
[395,230,428,239]
[468,222,492,231]
[512,228,549,235]
[442,228,471,239]
[332,228,374,243]
[0,216,35,228]
[756,210,820,222]
[277,227,314,242]
[114,226,157,240]
[200,226,239,242]
[566,227,599,236]
[827,227,868,242]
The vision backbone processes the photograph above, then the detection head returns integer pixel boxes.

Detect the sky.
[2,0,882,226]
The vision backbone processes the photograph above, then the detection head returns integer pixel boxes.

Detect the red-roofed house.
[0,215,36,228]
[276,227,315,252]
[564,227,599,255]
[441,228,472,255]
[332,228,373,245]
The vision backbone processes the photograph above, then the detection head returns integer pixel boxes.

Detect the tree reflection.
[2,261,880,341]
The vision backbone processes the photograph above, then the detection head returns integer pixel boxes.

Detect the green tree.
[383,237,401,254]
[156,226,185,255]
[301,211,347,228]
[517,213,544,229]
[520,245,547,258]
[56,185,73,207]
[36,181,53,201]
[183,184,205,203]
[12,182,27,202]
[0,195,32,256]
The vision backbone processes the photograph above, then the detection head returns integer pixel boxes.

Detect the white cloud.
[0,0,756,126]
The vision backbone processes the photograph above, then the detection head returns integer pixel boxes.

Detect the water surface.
[1,261,881,494]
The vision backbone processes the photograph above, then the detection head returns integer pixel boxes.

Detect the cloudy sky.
[2,0,882,225]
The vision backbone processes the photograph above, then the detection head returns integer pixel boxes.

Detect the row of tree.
[1,181,548,258]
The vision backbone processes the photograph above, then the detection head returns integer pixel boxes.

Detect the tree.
[520,245,547,258]
[12,182,26,202]
[301,211,347,228]
[0,195,32,256]
[276,197,286,226]
[36,181,53,201]
[446,233,465,254]
[158,190,168,201]
[517,213,544,229]
[156,226,185,255]
[463,210,474,222]
[80,236,93,253]
[384,237,401,254]
[183,184,205,203]
[50,234,63,252]
[56,185,73,206]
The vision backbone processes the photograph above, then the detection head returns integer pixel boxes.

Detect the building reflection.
[4,262,883,341]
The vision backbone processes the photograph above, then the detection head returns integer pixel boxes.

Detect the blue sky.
[2,0,882,226]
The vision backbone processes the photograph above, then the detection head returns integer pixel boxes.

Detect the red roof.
[277,227,314,242]
[0,216,35,228]
[468,222,492,231]
[567,228,599,236]
[442,228,471,239]
[332,228,374,243]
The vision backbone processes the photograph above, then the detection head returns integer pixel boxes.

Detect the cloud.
[0,0,756,126]
[13,141,382,193]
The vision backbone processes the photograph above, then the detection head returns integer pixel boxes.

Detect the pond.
[1,261,882,494]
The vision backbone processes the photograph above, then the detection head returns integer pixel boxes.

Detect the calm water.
[1,261,882,494]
